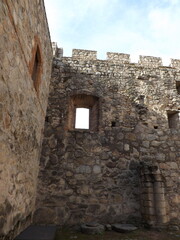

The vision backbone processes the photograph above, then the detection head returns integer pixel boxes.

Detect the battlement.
[53,44,180,68]
[139,56,162,67]
[171,59,180,68]
[72,49,97,60]
[52,42,63,58]
[107,52,130,63]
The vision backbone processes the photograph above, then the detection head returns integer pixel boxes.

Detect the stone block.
[93,165,101,174]
[81,223,105,235]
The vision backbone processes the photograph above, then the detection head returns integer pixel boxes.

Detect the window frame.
[68,94,99,131]
[167,110,180,129]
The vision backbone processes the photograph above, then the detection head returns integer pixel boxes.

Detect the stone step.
[15,225,57,240]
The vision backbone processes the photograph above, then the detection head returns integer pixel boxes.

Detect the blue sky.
[44,0,180,64]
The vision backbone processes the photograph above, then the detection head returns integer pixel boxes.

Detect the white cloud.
[44,0,180,64]
[165,0,178,5]
[147,2,180,64]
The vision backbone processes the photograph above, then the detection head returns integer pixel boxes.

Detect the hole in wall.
[45,116,49,122]
[31,45,42,93]
[111,121,116,127]
[154,126,158,129]
[32,51,39,82]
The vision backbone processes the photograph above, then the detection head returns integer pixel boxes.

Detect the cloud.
[44,0,180,65]
[147,1,180,63]
[165,0,178,5]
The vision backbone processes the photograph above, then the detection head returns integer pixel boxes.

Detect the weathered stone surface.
[36,49,179,227]
[81,223,105,234]
[0,0,52,238]
[112,224,138,233]
[168,225,180,231]
[1,0,179,238]
[105,224,112,231]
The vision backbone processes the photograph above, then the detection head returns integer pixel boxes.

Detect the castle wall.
[0,0,52,238]
[36,48,180,227]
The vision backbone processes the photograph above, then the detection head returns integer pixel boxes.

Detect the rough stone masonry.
[0,0,180,238]
[35,46,180,228]
[0,0,52,239]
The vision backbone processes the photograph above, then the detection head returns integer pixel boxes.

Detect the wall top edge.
[52,44,180,68]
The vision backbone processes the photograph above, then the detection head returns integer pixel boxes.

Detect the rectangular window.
[68,94,99,131]
[167,111,180,129]
[176,81,180,94]
[75,108,89,129]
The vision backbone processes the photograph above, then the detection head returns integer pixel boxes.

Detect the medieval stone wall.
[0,0,52,238]
[36,48,179,227]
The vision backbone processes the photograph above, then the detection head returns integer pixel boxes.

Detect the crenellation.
[52,43,63,59]
[57,49,64,59]
[58,49,180,85]
[72,49,97,60]
[56,47,180,70]
[171,58,180,68]
[138,55,163,67]
[107,52,130,63]
[52,42,58,56]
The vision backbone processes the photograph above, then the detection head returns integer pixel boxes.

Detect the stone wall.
[37,48,180,227]
[36,48,180,228]
[0,0,52,238]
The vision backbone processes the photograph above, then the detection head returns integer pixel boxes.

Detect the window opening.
[31,46,42,92]
[45,116,49,122]
[32,50,40,83]
[75,108,89,129]
[167,111,180,129]
[68,94,99,131]
[176,81,180,94]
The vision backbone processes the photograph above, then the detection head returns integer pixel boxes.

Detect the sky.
[44,0,180,65]
[75,108,89,129]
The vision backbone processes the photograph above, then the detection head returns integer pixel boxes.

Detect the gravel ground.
[55,228,180,240]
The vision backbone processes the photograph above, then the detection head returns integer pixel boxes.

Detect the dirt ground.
[55,228,180,240]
